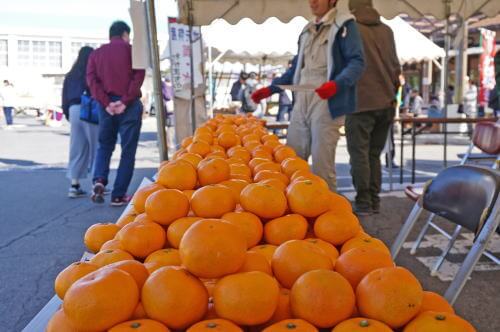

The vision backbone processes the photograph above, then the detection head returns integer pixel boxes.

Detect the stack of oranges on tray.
[47,114,476,332]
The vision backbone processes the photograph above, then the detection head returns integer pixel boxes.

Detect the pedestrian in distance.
[346,0,401,216]
[62,46,98,198]
[0,80,17,127]
[251,0,365,191]
[493,52,500,117]
[409,89,424,117]
[276,90,293,121]
[463,77,478,117]
[274,89,293,136]
[230,71,248,102]
[275,63,294,124]
[87,21,146,206]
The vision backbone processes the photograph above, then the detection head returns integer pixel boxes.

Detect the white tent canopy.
[211,50,295,66]
[178,0,500,25]
[382,17,444,63]
[202,17,307,65]
[201,15,444,66]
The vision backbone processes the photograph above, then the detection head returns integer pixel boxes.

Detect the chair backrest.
[473,122,500,155]
[423,165,500,234]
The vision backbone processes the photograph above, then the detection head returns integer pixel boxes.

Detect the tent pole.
[145,0,168,161]
[439,57,445,108]
[455,18,468,105]
[208,45,214,114]
[443,0,451,168]
[188,0,196,133]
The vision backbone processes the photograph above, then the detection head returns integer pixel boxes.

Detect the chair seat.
[423,166,500,234]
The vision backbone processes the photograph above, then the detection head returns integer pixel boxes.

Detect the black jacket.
[61,71,87,120]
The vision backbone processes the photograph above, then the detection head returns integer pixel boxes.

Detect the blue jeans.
[93,98,143,198]
[3,106,13,125]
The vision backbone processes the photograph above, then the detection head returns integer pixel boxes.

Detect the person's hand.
[315,81,338,100]
[251,87,272,103]
[113,101,126,115]
[105,103,115,115]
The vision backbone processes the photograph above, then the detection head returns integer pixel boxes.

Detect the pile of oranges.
[47,114,476,332]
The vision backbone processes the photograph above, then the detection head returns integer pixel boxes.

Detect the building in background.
[0,26,106,110]
[0,25,168,113]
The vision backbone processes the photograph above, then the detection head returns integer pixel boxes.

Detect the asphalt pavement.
[0,114,498,331]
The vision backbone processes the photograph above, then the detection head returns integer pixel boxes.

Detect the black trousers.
[346,108,395,209]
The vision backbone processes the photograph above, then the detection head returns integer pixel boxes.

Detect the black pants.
[346,108,395,209]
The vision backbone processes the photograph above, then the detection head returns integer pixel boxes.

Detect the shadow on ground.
[0,158,44,167]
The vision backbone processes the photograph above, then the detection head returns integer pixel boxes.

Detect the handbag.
[80,91,100,124]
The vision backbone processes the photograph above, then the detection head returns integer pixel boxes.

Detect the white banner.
[168,18,204,100]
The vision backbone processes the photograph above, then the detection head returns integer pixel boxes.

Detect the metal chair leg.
[444,201,500,305]
[430,225,462,276]
[410,213,436,255]
[459,142,474,166]
[493,155,499,170]
[391,202,424,259]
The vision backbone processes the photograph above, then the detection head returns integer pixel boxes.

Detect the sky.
[0,0,178,39]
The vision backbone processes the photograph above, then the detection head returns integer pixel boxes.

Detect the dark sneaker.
[372,204,381,214]
[110,195,132,207]
[91,182,105,204]
[354,205,373,217]
[68,187,87,198]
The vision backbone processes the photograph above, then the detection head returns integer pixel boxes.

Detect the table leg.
[400,122,404,184]
[412,122,416,184]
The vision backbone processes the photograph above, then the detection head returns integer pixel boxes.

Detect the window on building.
[32,41,47,66]
[0,40,7,66]
[71,41,83,61]
[17,40,62,68]
[17,40,30,66]
[48,41,62,67]
[70,41,101,62]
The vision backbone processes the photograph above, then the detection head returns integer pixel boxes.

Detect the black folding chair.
[403,122,500,276]
[391,165,500,304]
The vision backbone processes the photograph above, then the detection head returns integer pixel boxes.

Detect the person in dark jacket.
[346,0,401,215]
[275,62,294,124]
[62,46,97,198]
[277,90,293,121]
[230,72,248,102]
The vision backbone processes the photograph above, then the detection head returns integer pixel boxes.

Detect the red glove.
[251,87,272,103]
[315,81,338,100]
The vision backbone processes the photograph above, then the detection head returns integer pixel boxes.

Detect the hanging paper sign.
[168,17,203,100]
[478,28,497,106]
